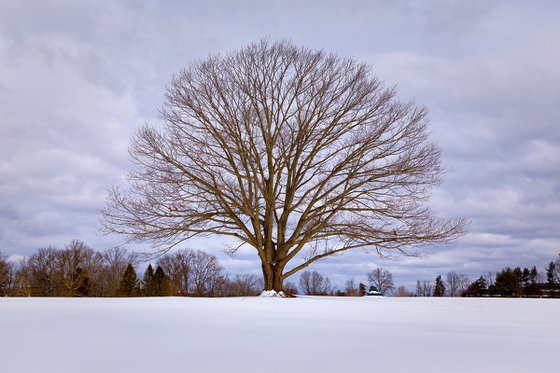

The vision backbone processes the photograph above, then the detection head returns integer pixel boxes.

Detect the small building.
[366,285,383,296]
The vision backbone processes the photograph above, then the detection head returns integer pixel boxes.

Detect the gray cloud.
[1,0,559,291]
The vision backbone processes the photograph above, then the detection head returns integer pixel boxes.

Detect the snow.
[1,296,558,373]
[259,290,286,297]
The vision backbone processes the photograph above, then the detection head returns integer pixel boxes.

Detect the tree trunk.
[262,262,284,292]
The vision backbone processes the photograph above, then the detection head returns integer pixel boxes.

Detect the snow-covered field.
[1,296,558,373]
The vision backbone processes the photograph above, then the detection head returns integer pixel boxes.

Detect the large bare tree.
[368,267,395,295]
[101,39,465,293]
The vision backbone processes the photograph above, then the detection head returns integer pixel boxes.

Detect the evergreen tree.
[433,275,445,297]
[153,266,171,296]
[525,266,540,297]
[490,267,522,297]
[359,283,366,296]
[142,264,156,296]
[117,263,139,297]
[546,260,559,298]
[521,267,531,295]
[462,276,487,297]
[546,261,556,285]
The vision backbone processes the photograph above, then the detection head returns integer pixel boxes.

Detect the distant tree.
[142,264,156,296]
[359,283,366,296]
[546,256,559,281]
[101,247,138,296]
[157,250,193,296]
[367,268,395,295]
[445,271,470,297]
[490,267,522,297]
[11,243,103,297]
[546,261,556,286]
[545,257,560,298]
[57,240,104,297]
[344,278,360,296]
[529,266,540,296]
[117,263,139,297]
[416,280,433,297]
[153,266,172,296]
[190,250,224,296]
[298,271,332,295]
[0,253,14,296]
[227,274,263,296]
[462,276,487,297]
[484,272,496,289]
[394,286,414,297]
[14,260,32,297]
[27,247,60,296]
[283,281,298,296]
[73,267,91,297]
[520,266,540,297]
[433,275,445,297]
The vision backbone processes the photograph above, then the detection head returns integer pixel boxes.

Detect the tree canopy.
[101,39,466,292]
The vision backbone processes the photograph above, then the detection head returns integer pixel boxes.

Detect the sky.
[1,0,559,290]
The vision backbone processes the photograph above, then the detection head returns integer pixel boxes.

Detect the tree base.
[259,290,287,297]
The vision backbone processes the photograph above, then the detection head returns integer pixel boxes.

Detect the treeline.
[413,255,560,298]
[3,242,559,298]
[294,257,560,298]
[295,268,394,296]
[0,240,263,297]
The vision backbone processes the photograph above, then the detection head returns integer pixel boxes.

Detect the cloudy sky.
[1,0,559,290]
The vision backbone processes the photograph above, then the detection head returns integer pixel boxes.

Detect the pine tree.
[462,276,487,297]
[142,264,156,296]
[153,266,171,296]
[359,283,366,296]
[521,267,531,295]
[546,261,556,285]
[490,267,523,297]
[546,261,558,298]
[117,263,139,297]
[433,275,445,297]
[525,266,540,297]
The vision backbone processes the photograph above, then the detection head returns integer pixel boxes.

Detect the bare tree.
[344,278,360,296]
[0,253,14,296]
[157,250,193,295]
[283,281,298,296]
[14,259,32,297]
[190,250,224,296]
[298,270,331,295]
[27,247,60,296]
[394,285,414,297]
[101,39,466,292]
[552,254,560,283]
[484,272,496,288]
[445,271,470,297]
[367,267,395,295]
[416,280,433,297]
[57,240,104,297]
[227,274,264,296]
[101,247,138,296]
